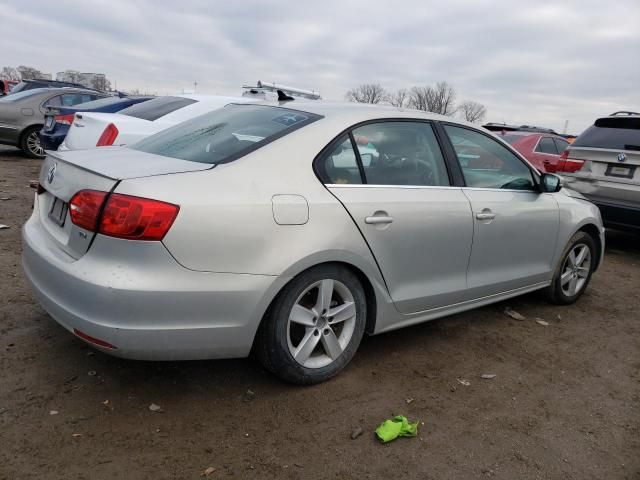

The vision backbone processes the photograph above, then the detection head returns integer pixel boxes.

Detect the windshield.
[497,134,526,145]
[132,104,322,165]
[71,96,128,110]
[119,96,197,121]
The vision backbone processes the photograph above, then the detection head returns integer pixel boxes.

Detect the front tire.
[20,126,45,159]
[255,264,367,385]
[544,231,596,305]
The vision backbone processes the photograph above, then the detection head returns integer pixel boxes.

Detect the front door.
[442,124,560,299]
[316,121,474,314]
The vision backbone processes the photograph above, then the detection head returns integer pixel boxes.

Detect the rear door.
[318,121,474,313]
[442,124,559,298]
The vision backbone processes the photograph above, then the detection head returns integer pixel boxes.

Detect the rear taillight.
[100,194,179,240]
[54,114,75,126]
[68,189,179,241]
[69,190,108,231]
[96,123,119,147]
[556,150,585,173]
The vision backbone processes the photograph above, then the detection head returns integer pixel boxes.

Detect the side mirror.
[540,173,562,193]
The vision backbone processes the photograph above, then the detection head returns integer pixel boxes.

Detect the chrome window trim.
[326,183,540,194]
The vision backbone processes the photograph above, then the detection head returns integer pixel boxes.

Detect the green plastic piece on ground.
[375,415,418,443]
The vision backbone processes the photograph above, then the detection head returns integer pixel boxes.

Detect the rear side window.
[60,94,95,106]
[352,122,450,186]
[318,136,363,184]
[554,138,569,154]
[132,104,322,165]
[536,137,557,154]
[573,118,640,151]
[120,96,197,121]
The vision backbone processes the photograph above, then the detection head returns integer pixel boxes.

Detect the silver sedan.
[22,102,604,384]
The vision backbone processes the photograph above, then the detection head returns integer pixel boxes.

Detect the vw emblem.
[47,162,57,184]
[617,153,627,163]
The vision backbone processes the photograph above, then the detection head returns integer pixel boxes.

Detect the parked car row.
[0,87,108,157]
[22,94,605,384]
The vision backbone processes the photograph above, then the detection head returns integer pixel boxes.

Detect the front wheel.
[20,126,46,159]
[255,265,367,385]
[544,231,596,305]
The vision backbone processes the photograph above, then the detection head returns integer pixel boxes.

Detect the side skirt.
[374,281,550,334]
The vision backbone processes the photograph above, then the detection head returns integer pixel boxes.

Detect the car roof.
[230,101,478,128]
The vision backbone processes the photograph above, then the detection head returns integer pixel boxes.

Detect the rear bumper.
[562,175,640,230]
[22,210,279,360]
[594,201,640,231]
[39,126,68,150]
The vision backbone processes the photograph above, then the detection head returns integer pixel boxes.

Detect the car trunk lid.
[38,147,212,259]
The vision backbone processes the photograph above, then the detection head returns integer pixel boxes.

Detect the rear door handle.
[475,212,496,220]
[365,216,394,225]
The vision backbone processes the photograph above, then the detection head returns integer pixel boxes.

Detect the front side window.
[536,137,557,154]
[444,124,536,190]
[351,122,450,186]
[132,104,322,165]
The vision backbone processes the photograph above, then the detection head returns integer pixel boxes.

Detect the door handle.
[365,216,394,225]
[475,212,496,220]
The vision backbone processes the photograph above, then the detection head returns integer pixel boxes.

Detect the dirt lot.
[1,146,639,480]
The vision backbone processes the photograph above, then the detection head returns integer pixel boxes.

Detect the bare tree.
[0,67,20,81]
[408,86,431,111]
[91,75,111,92]
[387,88,409,108]
[16,65,44,80]
[429,81,457,116]
[345,83,386,104]
[458,100,487,123]
[408,81,457,116]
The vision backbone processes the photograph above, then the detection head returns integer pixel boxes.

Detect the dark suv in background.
[557,111,640,231]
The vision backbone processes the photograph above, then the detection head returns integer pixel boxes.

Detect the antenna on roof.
[277,90,295,102]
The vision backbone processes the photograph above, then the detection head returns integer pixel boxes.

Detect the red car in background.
[0,79,18,96]
[494,131,570,172]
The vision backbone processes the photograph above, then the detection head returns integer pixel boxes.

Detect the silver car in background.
[22,102,604,384]
[0,88,106,158]
[556,111,640,231]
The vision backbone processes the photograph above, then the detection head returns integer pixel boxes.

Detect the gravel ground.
[1,147,639,480]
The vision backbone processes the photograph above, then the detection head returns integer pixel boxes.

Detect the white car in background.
[59,94,261,151]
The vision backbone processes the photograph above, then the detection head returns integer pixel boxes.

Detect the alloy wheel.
[26,131,45,157]
[286,279,357,369]
[560,243,591,296]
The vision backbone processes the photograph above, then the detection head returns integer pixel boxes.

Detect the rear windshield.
[0,89,46,102]
[71,96,127,110]
[119,96,197,121]
[573,117,640,151]
[497,134,525,145]
[132,104,322,165]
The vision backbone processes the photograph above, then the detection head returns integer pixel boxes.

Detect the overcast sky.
[2,0,639,133]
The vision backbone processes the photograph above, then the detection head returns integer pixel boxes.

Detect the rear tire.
[20,126,45,159]
[255,264,366,385]
[544,231,596,305]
